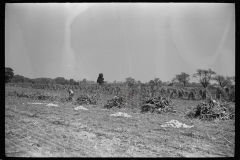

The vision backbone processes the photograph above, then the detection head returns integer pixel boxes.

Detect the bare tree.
[212,75,232,89]
[193,69,216,89]
[175,72,190,87]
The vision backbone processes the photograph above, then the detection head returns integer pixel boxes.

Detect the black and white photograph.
[5,3,235,157]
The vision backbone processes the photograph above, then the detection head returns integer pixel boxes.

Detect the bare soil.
[5,86,235,157]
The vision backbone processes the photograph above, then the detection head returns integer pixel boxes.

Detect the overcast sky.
[5,3,235,83]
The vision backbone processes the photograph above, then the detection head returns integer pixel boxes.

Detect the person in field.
[67,88,74,101]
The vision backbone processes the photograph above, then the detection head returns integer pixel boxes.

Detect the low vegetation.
[5,67,235,157]
[141,96,175,114]
[186,97,235,121]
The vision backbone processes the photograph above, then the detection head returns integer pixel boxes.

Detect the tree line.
[5,67,235,89]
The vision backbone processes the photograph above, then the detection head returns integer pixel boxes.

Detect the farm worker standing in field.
[68,88,74,101]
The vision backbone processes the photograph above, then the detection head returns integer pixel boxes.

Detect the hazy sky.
[5,3,235,83]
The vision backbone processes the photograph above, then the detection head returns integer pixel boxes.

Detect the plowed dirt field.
[5,86,235,157]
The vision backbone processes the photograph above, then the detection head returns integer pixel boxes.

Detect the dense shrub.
[75,94,100,105]
[104,96,126,109]
[141,96,175,113]
[186,97,234,121]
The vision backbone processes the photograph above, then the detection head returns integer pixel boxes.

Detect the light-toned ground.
[5,86,235,157]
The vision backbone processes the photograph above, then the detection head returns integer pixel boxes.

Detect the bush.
[186,97,234,121]
[75,94,100,105]
[104,96,125,109]
[141,96,175,113]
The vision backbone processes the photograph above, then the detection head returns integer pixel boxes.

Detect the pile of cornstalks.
[74,94,100,105]
[104,96,125,109]
[141,96,175,113]
[186,96,234,121]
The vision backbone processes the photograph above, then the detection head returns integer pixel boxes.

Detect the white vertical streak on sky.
[5,3,235,83]
[60,3,95,80]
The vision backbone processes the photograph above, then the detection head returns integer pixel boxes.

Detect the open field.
[5,85,235,157]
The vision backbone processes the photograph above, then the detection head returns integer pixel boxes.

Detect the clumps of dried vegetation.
[5,90,66,102]
[6,89,102,105]
[74,94,100,105]
[141,96,176,113]
[104,96,126,109]
[186,96,235,121]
